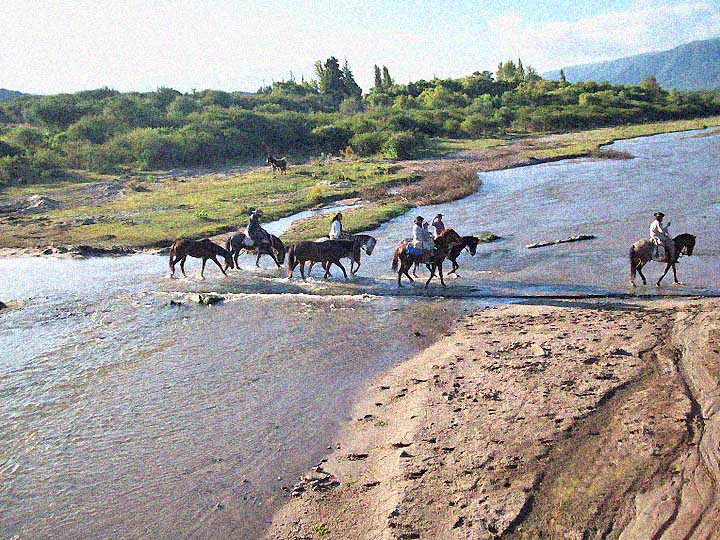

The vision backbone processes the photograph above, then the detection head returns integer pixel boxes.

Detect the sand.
[265,298,720,540]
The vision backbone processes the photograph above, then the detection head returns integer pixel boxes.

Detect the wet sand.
[266,298,720,540]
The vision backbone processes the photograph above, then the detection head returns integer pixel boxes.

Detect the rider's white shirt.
[329,220,342,239]
[650,219,670,243]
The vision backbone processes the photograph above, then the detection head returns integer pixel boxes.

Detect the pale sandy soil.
[265,298,720,540]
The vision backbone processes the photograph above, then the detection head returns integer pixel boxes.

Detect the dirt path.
[265,298,720,540]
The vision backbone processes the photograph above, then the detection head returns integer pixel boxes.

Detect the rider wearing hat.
[431,213,445,239]
[412,216,435,251]
[650,211,675,261]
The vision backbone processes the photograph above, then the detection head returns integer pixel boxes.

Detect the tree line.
[1,56,719,185]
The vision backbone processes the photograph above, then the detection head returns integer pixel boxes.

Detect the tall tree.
[341,60,362,98]
[315,57,346,102]
[373,65,383,92]
[382,66,393,90]
[517,59,525,81]
[560,69,567,84]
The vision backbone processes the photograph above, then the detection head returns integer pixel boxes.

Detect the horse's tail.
[225,235,232,254]
[391,249,400,271]
[629,244,637,281]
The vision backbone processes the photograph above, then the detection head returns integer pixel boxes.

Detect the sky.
[2,0,719,94]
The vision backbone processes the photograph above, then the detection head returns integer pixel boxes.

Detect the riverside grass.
[1,116,719,250]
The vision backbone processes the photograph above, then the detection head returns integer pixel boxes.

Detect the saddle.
[650,241,668,263]
[406,244,435,262]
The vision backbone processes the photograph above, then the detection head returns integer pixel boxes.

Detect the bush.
[312,125,352,154]
[460,114,501,137]
[349,131,388,156]
[381,131,425,159]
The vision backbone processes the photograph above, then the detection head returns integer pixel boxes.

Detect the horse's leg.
[180,256,187,277]
[212,256,227,276]
[413,262,419,277]
[299,261,306,280]
[336,260,348,281]
[425,266,436,288]
[657,263,671,286]
[169,254,176,278]
[636,262,647,285]
[200,258,207,279]
[438,262,446,287]
[308,261,316,275]
[672,263,680,284]
[255,251,262,268]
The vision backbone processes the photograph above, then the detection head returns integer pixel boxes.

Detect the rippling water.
[1,128,718,539]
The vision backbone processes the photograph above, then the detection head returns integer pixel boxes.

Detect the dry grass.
[398,164,480,205]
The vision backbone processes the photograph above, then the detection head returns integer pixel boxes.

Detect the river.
[1,128,718,539]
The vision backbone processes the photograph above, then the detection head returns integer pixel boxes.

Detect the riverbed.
[1,128,718,539]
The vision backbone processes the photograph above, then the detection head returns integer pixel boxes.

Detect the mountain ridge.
[544,37,720,91]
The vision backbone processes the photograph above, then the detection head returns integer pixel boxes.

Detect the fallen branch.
[526,235,596,249]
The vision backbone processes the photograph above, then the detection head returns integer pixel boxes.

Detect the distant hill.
[544,38,720,91]
[0,89,23,103]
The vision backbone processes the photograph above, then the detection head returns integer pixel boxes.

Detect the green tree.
[517,59,525,81]
[373,65,383,92]
[315,57,347,104]
[341,60,362,98]
[560,69,567,84]
[382,66,393,90]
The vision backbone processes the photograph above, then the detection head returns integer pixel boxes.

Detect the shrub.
[312,125,352,154]
[349,131,388,156]
[381,131,425,159]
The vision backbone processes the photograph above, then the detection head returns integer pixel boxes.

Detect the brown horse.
[169,238,234,279]
[392,240,450,288]
[629,233,696,287]
[287,240,352,280]
[412,229,480,276]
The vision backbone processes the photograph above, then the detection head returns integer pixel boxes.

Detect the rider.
[412,216,435,252]
[329,212,344,239]
[650,212,675,261]
[247,209,272,249]
[430,214,446,239]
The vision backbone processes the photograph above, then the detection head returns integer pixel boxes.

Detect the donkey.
[266,155,288,174]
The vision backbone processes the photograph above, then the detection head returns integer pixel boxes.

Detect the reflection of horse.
[629,233,696,287]
[169,238,234,279]
[308,234,377,276]
[392,240,450,289]
[226,231,286,269]
[266,155,288,174]
[288,240,353,280]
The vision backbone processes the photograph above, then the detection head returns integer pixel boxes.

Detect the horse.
[308,234,377,276]
[392,241,449,288]
[416,229,480,276]
[226,231,286,269]
[169,238,234,279]
[287,240,353,280]
[629,233,696,287]
[266,155,288,174]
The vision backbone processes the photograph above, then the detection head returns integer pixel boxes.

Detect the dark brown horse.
[287,240,353,280]
[418,229,480,276]
[629,233,696,287]
[226,231,286,268]
[392,241,449,288]
[308,234,377,276]
[266,155,288,174]
[169,238,234,279]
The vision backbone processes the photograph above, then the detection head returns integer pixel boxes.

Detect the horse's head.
[465,236,480,256]
[684,234,696,256]
[363,236,377,255]
[273,238,287,264]
[223,250,235,270]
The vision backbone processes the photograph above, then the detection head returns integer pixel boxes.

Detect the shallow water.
[1,128,719,539]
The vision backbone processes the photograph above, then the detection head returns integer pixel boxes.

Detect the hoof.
[630,281,636,288]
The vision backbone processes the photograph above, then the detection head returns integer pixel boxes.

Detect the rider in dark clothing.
[247,209,272,248]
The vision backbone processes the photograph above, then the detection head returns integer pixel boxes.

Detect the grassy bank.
[1,116,719,251]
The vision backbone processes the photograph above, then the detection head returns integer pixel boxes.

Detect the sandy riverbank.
[265,298,720,539]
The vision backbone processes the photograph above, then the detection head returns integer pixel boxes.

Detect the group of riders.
[244,208,678,267]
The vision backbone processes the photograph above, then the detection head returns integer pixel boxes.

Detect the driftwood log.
[526,234,596,249]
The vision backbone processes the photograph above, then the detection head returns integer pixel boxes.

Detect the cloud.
[487,2,720,70]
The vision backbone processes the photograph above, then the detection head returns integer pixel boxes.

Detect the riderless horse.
[169,238,234,279]
[266,155,288,174]
[308,234,377,276]
[287,240,353,280]
[629,233,696,287]
[226,231,286,269]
